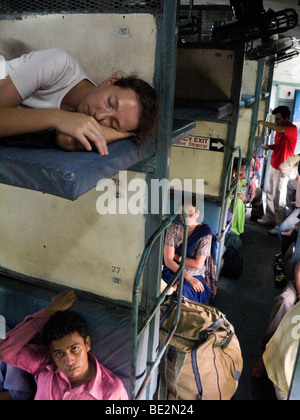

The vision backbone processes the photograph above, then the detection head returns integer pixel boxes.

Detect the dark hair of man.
[272,105,291,120]
[42,310,89,347]
[114,77,157,143]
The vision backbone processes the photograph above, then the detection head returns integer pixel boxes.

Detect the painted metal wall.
[0,13,157,302]
[0,172,147,302]
[0,13,157,85]
[172,48,235,198]
[169,120,228,197]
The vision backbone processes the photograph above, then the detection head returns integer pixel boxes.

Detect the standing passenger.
[257,106,298,234]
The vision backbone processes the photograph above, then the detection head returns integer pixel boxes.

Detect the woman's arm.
[0,76,109,155]
[164,245,205,293]
[0,106,110,155]
[237,192,247,202]
[184,255,207,271]
[55,126,132,152]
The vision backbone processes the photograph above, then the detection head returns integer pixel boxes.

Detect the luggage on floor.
[221,231,243,278]
[159,296,243,400]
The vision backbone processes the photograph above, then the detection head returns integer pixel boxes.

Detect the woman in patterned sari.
[161,203,218,304]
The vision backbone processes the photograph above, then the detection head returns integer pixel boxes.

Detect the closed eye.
[111,118,120,131]
[108,95,118,111]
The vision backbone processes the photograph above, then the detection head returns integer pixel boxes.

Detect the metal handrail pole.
[133,214,180,288]
[218,146,242,240]
[133,210,188,400]
[136,265,185,338]
[130,215,178,399]
[130,208,188,400]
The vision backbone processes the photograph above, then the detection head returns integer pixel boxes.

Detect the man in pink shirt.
[0,290,128,400]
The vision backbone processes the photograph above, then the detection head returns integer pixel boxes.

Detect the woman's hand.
[55,112,132,154]
[45,290,78,317]
[237,192,247,202]
[186,275,205,293]
[55,112,109,155]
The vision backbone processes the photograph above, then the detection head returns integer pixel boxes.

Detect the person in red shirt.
[257,106,298,234]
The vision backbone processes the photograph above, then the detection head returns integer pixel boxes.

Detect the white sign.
[174,135,225,152]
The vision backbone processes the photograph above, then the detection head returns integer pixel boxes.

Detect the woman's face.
[180,205,200,226]
[77,79,140,133]
[240,164,246,174]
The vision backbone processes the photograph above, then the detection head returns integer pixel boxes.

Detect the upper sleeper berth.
[0,118,195,201]
[174,98,233,121]
[239,92,269,109]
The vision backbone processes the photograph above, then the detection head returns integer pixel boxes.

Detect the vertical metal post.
[130,209,188,400]
[139,0,180,399]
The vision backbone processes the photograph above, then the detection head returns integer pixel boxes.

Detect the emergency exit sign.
[174,136,225,152]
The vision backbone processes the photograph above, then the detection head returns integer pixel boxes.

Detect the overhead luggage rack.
[0,0,163,15]
[178,4,235,45]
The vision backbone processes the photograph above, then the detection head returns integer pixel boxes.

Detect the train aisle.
[214,210,282,400]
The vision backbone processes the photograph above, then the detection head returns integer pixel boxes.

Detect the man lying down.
[0,48,157,154]
[0,290,128,400]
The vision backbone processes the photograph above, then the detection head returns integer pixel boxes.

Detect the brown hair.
[114,77,157,143]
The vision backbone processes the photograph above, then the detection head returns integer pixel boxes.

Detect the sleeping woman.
[0,48,157,154]
[161,203,218,304]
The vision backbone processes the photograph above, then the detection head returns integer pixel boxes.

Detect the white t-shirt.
[5,48,95,110]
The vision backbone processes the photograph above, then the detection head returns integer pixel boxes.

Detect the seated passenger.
[228,159,247,236]
[247,155,260,204]
[274,222,299,288]
[161,203,218,304]
[0,48,157,154]
[248,155,265,222]
[0,290,128,400]
[273,155,300,284]
[252,261,300,383]
[263,299,300,400]
[277,155,300,246]
[0,360,35,400]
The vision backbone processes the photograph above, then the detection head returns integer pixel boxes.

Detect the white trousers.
[265,166,288,225]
